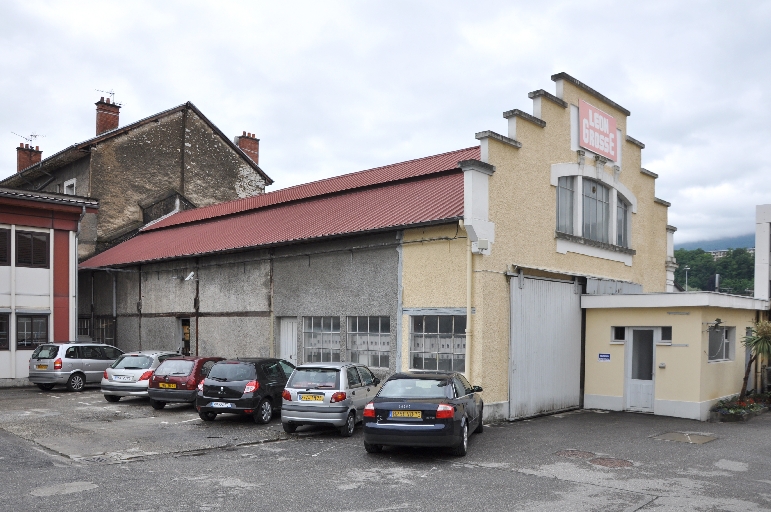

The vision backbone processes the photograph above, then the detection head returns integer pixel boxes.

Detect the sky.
[1,1,769,244]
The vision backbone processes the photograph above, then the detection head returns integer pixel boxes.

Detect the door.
[346,366,367,418]
[627,329,654,412]
[180,319,191,356]
[262,361,288,405]
[509,276,582,419]
[80,345,104,383]
[280,317,298,363]
[356,366,379,403]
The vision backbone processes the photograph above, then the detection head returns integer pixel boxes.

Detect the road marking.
[175,418,200,424]
[31,481,98,497]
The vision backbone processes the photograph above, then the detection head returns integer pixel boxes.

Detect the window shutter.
[32,233,48,267]
[16,232,32,265]
[0,230,8,264]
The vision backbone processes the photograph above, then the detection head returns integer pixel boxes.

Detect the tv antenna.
[95,89,122,106]
[11,131,45,143]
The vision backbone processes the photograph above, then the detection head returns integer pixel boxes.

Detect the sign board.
[598,353,611,362]
[579,99,617,161]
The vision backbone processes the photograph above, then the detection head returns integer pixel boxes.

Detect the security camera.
[184,271,195,281]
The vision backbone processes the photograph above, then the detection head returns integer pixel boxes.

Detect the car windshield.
[378,378,449,399]
[31,345,59,359]
[207,363,256,382]
[287,368,340,389]
[112,355,154,370]
[154,359,194,376]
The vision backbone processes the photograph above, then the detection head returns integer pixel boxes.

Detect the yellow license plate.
[299,394,324,401]
[158,383,177,389]
[391,410,422,418]
[36,365,48,370]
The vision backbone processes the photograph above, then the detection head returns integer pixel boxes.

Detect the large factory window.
[410,315,466,372]
[303,316,341,363]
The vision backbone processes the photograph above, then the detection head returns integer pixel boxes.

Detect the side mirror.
[472,385,483,393]
[373,378,381,386]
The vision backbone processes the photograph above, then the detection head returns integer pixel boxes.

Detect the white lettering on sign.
[598,353,611,362]
[579,99,617,161]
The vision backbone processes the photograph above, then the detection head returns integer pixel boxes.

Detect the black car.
[196,358,295,424]
[362,371,484,456]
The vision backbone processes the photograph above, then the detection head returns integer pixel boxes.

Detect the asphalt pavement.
[1,385,770,511]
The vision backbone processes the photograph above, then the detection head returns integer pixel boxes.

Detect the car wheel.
[104,395,120,403]
[475,407,484,434]
[340,411,356,437]
[451,421,469,457]
[254,398,273,424]
[282,422,297,434]
[364,442,382,454]
[36,383,55,391]
[66,373,85,392]
[150,399,166,410]
[199,411,217,422]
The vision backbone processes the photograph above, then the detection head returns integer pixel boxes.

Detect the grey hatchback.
[28,342,124,392]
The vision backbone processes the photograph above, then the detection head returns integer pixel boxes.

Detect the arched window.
[582,179,609,243]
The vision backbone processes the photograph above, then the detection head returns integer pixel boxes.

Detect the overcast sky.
[1,1,769,244]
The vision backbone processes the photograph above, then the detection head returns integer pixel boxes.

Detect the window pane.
[16,233,32,265]
[438,316,453,334]
[557,176,574,234]
[454,315,466,335]
[0,230,9,265]
[348,316,357,332]
[425,316,438,334]
[381,316,390,333]
[708,329,725,361]
[583,180,609,243]
[412,316,424,333]
[32,234,47,266]
[0,314,8,350]
[661,327,672,341]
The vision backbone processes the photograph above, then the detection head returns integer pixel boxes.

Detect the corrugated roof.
[80,171,463,268]
[144,146,480,231]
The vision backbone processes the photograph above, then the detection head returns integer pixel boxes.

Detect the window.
[278,360,295,378]
[262,362,284,381]
[80,346,102,359]
[0,229,9,266]
[346,366,362,388]
[617,196,629,247]
[201,360,217,377]
[582,179,610,243]
[64,179,76,195]
[661,327,672,342]
[16,231,49,268]
[348,316,390,369]
[93,317,115,345]
[556,176,574,234]
[77,317,91,337]
[410,315,466,371]
[303,316,341,363]
[357,366,375,386]
[0,314,8,350]
[16,315,48,349]
[612,326,626,342]
[102,346,122,359]
[709,327,735,362]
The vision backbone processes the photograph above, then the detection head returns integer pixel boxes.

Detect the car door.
[80,345,104,382]
[345,366,366,418]
[92,346,118,375]
[277,360,295,382]
[456,374,480,428]
[261,361,287,404]
[355,366,379,404]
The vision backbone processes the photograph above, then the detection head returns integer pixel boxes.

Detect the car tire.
[340,411,356,437]
[450,421,469,457]
[36,383,55,391]
[254,398,273,424]
[66,373,86,392]
[104,395,120,403]
[364,442,382,454]
[199,411,217,421]
[474,407,484,434]
[282,422,297,434]
[150,400,166,410]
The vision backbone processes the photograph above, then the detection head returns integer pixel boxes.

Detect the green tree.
[674,248,754,294]
[740,321,771,399]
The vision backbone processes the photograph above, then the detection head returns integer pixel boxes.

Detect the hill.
[675,233,755,251]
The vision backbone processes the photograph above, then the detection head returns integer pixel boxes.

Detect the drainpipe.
[269,250,275,358]
[75,205,85,341]
[464,220,473,377]
[194,257,200,357]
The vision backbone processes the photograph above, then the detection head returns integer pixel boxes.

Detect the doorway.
[279,317,298,363]
[626,329,654,412]
[179,318,191,355]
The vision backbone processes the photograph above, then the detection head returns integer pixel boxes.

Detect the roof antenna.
[96,89,123,106]
[11,131,46,142]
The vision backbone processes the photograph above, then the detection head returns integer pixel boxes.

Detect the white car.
[101,350,178,402]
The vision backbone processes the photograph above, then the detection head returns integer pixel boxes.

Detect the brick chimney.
[234,131,259,165]
[95,97,121,135]
[16,143,42,173]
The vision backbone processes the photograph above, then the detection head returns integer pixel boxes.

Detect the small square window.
[612,326,626,341]
[661,327,672,342]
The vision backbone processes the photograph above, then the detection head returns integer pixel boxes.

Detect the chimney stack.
[234,131,259,165]
[95,96,121,135]
[16,143,43,173]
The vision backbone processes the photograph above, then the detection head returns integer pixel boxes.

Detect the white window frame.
[63,178,76,196]
[302,316,341,363]
[708,326,735,362]
[610,326,672,346]
[347,316,390,369]
[409,315,466,372]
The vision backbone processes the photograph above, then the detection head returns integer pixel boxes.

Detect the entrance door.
[180,318,191,355]
[279,317,298,363]
[627,329,654,412]
[509,276,582,419]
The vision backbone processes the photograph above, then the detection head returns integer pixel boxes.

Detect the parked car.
[196,358,295,424]
[362,371,484,456]
[281,362,381,437]
[148,356,224,410]
[101,350,179,402]
[28,342,124,392]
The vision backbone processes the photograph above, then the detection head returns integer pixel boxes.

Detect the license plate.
[299,394,324,401]
[36,365,48,370]
[158,383,176,389]
[113,375,133,382]
[209,402,233,408]
[390,410,422,419]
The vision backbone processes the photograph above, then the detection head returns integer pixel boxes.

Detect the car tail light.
[186,376,196,389]
[197,380,204,392]
[244,380,259,394]
[282,389,291,401]
[103,370,108,379]
[139,371,153,381]
[330,391,346,403]
[53,358,62,370]
[363,402,375,417]
[436,404,455,419]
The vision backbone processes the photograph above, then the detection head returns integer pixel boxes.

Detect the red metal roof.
[145,146,480,231]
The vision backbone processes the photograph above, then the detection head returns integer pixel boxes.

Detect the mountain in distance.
[675,233,755,251]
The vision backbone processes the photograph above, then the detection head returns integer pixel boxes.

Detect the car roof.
[124,350,179,356]
[295,362,355,370]
[160,356,222,362]
[217,358,276,365]
[43,342,115,346]
[387,371,455,380]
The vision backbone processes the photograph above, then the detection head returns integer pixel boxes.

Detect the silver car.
[101,350,178,402]
[281,362,381,436]
[28,342,124,392]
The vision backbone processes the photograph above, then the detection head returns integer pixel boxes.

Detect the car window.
[356,366,374,386]
[347,367,362,388]
[102,346,122,360]
[287,368,339,389]
[458,374,474,395]
[200,360,217,377]
[155,359,194,377]
[278,360,295,379]
[157,353,176,364]
[378,378,450,399]
[81,346,101,359]
[65,347,79,359]
[453,377,466,398]
[32,345,60,359]
[262,362,283,381]
[208,362,257,382]
[112,355,154,370]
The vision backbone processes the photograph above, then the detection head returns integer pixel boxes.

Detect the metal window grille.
[302,316,340,363]
[410,315,466,372]
[77,317,91,337]
[93,317,116,345]
[348,316,390,368]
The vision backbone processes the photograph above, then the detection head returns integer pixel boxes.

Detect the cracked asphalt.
[1,386,771,511]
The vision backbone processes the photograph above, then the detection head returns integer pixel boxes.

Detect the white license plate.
[113,375,133,382]
[209,402,233,408]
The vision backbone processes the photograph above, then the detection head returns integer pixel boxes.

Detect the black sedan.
[362,371,483,456]
[196,358,295,424]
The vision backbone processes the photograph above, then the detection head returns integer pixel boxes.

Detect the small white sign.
[598,353,611,362]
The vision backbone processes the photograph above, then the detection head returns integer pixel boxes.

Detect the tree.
[740,321,771,400]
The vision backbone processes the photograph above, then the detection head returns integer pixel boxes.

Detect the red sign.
[579,99,617,161]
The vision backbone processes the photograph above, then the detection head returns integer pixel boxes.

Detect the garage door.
[509,276,582,419]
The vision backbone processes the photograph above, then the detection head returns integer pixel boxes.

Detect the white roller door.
[509,276,582,419]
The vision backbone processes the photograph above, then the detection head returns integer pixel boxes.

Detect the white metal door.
[509,276,582,419]
[626,329,654,412]
[279,317,298,363]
